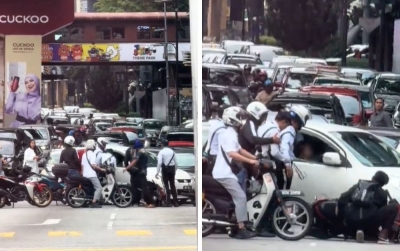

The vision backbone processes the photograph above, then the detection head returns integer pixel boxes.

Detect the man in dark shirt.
[370,98,392,127]
[60,136,81,178]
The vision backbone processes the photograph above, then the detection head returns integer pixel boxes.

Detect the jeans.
[88,177,102,201]
[67,169,80,178]
[236,168,247,192]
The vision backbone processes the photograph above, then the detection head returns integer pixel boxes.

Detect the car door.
[291,129,351,204]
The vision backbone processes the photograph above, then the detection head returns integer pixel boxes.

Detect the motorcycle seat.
[67,175,92,185]
[202,175,232,200]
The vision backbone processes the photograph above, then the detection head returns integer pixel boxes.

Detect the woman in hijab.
[5,74,41,128]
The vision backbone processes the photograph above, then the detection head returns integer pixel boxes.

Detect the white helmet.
[222,106,246,127]
[289,105,312,128]
[86,139,96,150]
[246,101,268,121]
[64,136,75,146]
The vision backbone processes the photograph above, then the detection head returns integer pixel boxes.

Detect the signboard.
[0,40,4,126]
[0,0,74,35]
[4,36,42,128]
[41,43,191,63]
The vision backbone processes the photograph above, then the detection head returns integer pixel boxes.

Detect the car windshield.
[226,57,262,65]
[48,151,61,165]
[0,132,17,139]
[176,154,195,168]
[203,67,247,87]
[359,91,372,109]
[332,132,400,167]
[209,90,232,106]
[96,123,112,131]
[377,136,398,149]
[167,133,194,142]
[143,121,165,129]
[287,73,315,89]
[230,88,251,105]
[376,77,400,95]
[25,128,49,140]
[315,79,359,86]
[337,95,361,117]
[0,140,14,155]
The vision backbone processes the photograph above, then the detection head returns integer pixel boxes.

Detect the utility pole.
[241,0,246,40]
[175,4,180,125]
[378,0,386,71]
[340,0,349,66]
[160,0,170,125]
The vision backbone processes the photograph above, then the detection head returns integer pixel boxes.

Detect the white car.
[291,122,400,203]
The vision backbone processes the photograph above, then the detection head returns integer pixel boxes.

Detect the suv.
[368,73,400,114]
[268,92,346,125]
[19,125,58,155]
[158,127,194,147]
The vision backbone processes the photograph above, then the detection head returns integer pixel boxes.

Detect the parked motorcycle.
[38,174,66,205]
[0,166,53,208]
[202,159,313,240]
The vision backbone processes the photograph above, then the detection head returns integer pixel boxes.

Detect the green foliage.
[259,36,279,46]
[265,0,338,52]
[118,112,140,118]
[94,0,189,12]
[86,66,123,111]
[83,103,93,108]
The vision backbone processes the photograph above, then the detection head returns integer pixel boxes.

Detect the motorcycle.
[61,163,133,208]
[202,159,313,240]
[38,174,66,205]
[0,166,53,208]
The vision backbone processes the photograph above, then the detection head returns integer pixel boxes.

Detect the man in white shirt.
[212,106,259,239]
[156,139,179,207]
[205,107,226,174]
[81,140,105,208]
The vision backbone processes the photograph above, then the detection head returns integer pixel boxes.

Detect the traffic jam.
[0,106,195,209]
[201,40,400,243]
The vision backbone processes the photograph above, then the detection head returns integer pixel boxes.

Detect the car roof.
[379,73,400,78]
[202,63,242,70]
[328,84,369,91]
[301,86,359,95]
[273,92,333,100]
[304,122,368,133]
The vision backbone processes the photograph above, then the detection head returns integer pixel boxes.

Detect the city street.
[0,202,197,251]
[203,235,400,251]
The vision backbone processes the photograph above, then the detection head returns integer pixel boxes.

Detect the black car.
[268,92,347,125]
[158,127,194,146]
[89,131,138,146]
[146,147,195,175]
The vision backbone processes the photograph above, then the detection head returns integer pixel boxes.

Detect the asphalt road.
[203,235,400,251]
[0,202,197,251]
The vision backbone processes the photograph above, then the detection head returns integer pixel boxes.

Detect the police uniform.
[205,118,225,174]
[278,125,296,189]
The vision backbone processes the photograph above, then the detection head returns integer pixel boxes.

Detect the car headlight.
[190,176,195,183]
[40,145,49,150]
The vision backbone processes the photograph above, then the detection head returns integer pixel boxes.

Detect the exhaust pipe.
[0,189,21,201]
[202,218,234,226]
[71,197,89,203]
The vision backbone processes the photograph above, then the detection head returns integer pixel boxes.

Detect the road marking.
[1,246,197,251]
[28,219,61,226]
[183,229,196,235]
[116,230,152,236]
[107,222,113,230]
[0,232,14,238]
[110,213,116,220]
[48,231,83,237]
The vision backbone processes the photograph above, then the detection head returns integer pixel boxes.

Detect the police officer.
[155,139,179,207]
[370,98,392,127]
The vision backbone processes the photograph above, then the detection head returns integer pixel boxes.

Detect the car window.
[209,90,231,106]
[143,121,165,130]
[376,77,400,95]
[332,132,400,167]
[203,67,247,87]
[96,123,112,131]
[315,79,359,86]
[25,128,49,140]
[0,132,17,139]
[0,140,15,155]
[337,95,361,117]
[226,57,263,65]
[359,91,372,109]
[377,136,398,148]
[146,151,158,167]
[176,154,195,168]
[48,151,61,165]
[287,73,315,89]
[124,132,138,142]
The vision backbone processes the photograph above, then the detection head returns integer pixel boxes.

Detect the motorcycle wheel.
[202,198,216,237]
[66,186,86,208]
[34,186,53,208]
[111,185,133,208]
[0,197,6,208]
[271,197,313,241]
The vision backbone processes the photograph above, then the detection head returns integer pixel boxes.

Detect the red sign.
[0,0,74,35]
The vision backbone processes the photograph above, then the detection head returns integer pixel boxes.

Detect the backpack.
[351,180,379,208]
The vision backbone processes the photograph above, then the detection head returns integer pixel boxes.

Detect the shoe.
[235,228,257,239]
[356,230,364,243]
[173,202,179,207]
[378,238,390,244]
[89,202,102,208]
[256,229,276,238]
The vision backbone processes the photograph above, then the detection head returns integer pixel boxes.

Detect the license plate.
[183,185,192,190]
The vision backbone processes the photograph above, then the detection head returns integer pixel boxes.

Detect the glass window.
[176,154,195,168]
[54,27,84,41]
[124,132,139,142]
[209,90,231,106]
[203,68,247,87]
[112,27,125,39]
[286,73,315,89]
[376,77,400,95]
[47,151,61,165]
[25,129,49,140]
[143,121,166,130]
[377,136,398,149]
[337,95,361,117]
[178,26,190,39]
[137,26,151,39]
[0,140,14,155]
[146,151,158,166]
[0,132,17,140]
[96,123,112,131]
[332,132,400,167]
[96,27,111,40]
[315,79,359,85]
[358,91,372,109]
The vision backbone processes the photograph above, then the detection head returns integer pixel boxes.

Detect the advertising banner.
[42,43,191,63]
[0,40,4,127]
[4,35,42,128]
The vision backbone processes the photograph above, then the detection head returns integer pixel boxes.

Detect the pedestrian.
[370,98,393,127]
[124,139,155,208]
[255,77,278,106]
[81,139,106,208]
[59,136,81,178]
[23,139,40,174]
[155,139,179,207]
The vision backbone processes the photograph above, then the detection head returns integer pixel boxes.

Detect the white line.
[27,219,61,226]
[110,213,116,220]
[107,221,113,230]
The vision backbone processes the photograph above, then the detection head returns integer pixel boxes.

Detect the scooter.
[63,164,133,208]
[202,159,313,241]
[38,174,66,205]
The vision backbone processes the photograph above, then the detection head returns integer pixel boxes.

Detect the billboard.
[41,43,191,63]
[4,36,42,128]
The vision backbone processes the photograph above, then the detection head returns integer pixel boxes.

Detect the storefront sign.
[0,1,74,35]
[4,35,42,128]
[41,43,191,63]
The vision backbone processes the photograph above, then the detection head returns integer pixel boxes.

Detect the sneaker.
[356,230,364,243]
[89,202,102,208]
[378,238,390,244]
[256,229,276,238]
[235,228,257,239]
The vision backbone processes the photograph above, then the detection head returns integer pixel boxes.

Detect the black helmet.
[159,138,169,146]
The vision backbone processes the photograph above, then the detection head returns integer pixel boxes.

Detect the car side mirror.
[322,152,341,166]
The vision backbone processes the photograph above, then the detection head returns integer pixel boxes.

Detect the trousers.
[130,174,153,205]
[162,170,178,204]
[88,177,102,201]
[216,178,247,223]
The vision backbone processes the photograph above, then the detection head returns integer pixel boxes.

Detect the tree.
[86,66,123,111]
[265,0,338,52]
[94,0,189,13]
